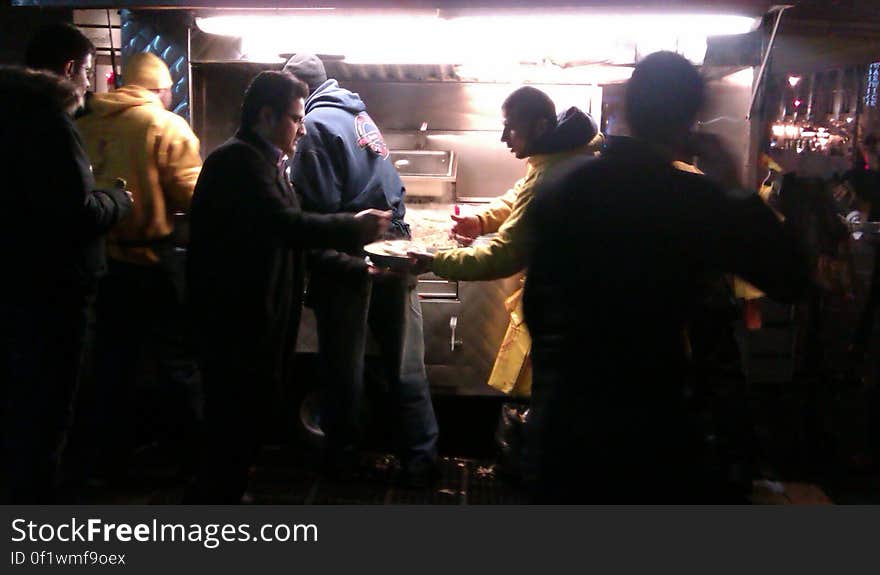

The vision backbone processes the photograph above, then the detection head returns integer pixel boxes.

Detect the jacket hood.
[533,107,598,155]
[0,65,78,114]
[305,79,366,115]
[87,85,162,118]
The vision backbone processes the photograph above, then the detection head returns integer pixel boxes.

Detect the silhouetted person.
[0,23,132,503]
[522,51,810,503]
[846,133,880,466]
[76,52,204,483]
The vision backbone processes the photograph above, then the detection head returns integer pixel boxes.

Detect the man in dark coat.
[185,71,389,503]
[522,51,811,503]
[284,54,438,483]
[845,133,880,468]
[0,25,133,504]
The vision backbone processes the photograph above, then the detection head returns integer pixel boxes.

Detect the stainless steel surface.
[190,63,588,395]
[391,150,456,178]
[748,6,792,120]
[449,316,459,352]
[391,149,457,198]
[697,69,757,186]
[416,277,458,301]
[192,64,595,201]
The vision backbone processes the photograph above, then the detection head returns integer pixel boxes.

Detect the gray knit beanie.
[282,53,327,94]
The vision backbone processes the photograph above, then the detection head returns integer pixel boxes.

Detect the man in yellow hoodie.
[76,52,203,481]
[411,87,602,398]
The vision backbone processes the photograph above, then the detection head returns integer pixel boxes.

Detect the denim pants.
[310,270,438,467]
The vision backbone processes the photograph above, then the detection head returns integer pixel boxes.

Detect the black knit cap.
[282,53,327,94]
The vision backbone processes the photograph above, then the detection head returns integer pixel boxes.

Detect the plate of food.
[364,239,432,270]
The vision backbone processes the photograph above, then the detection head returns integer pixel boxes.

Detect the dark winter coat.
[187,128,369,383]
[522,136,810,499]
[0,66,132,303]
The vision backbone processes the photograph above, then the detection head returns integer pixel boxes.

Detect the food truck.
[22,1,775,398]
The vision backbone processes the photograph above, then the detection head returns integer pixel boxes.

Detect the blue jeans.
[310,270,438,468]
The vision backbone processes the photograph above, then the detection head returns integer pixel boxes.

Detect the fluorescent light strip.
[196,13,756,67]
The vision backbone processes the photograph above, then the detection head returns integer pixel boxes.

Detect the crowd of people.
[2,22,877,505]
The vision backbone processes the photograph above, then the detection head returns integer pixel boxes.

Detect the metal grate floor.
[64,446,529,505]
[248,451,528,505]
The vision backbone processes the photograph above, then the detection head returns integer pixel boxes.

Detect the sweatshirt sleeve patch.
[354,111,389,159]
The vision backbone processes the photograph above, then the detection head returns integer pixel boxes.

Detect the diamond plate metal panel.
[420,274,521,394]
[120,10,189,121]
[458,275,523,384]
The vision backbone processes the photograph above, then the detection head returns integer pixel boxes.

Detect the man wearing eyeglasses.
[185,71,390,503]
[24,22,94,113]
[0,23,133,503]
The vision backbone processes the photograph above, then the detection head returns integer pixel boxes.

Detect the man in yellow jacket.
[411,87,602,397]
[76,52,203,482]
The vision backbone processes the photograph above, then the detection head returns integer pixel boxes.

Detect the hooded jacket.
[432,107,602,396]
[77,85,202,265]
[0,66,132,301]
[291,79,408,239]
[522,136,809,477]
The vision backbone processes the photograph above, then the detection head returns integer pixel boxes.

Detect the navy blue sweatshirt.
[291,79,408,238]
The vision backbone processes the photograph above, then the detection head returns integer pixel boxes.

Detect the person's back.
[285,54,408,237]
[0,66,113,299]
[77,52,201,265]
[1,22,131,503]
[522,52,810,502]
[283,55,438,483]
[528,138,804,383]
[73,53,204,483]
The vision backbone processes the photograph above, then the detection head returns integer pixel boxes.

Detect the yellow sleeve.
[156,115,202,212]
[477,179,524,234]
[433,174,535,281]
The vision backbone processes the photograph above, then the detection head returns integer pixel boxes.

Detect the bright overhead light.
[196,12,756,67]
[722,68,755,87]
[788,75,801,87]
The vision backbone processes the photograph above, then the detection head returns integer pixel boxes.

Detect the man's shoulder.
[204,136,264,170]
[156,108,198,137]
[304,106,354,131]
[539,153,604,188]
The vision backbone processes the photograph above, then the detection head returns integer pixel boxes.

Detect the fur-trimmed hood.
[0,65,79,115]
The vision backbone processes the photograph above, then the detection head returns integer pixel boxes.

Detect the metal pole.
[747,5,793,120]
[106,9,120,89]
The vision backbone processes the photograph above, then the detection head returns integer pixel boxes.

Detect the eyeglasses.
[77,64,95,85]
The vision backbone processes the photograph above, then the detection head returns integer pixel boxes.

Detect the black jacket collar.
[236,128,283,166]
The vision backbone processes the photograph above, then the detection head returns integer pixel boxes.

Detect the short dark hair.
[625,51,704,143]
[25,22,95,74]
[240,71,309,129]
[502,86,557,126]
